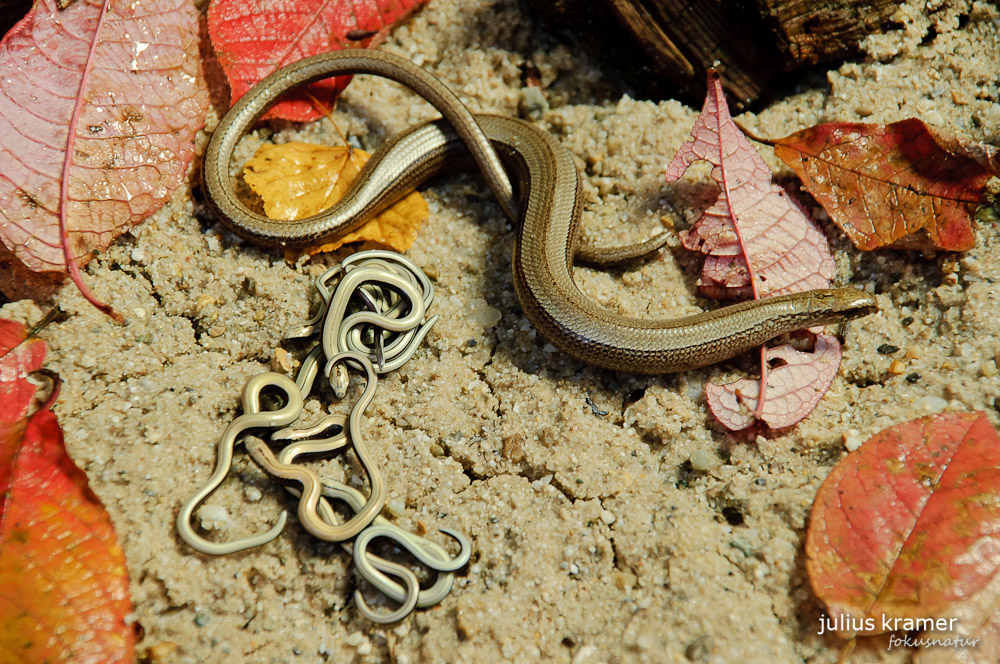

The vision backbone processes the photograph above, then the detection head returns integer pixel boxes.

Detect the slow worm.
[203,50,877,373]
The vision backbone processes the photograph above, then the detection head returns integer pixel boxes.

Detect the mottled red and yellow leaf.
[807,412,1000,638]
[771,119,998,251]
[0,318,134,664]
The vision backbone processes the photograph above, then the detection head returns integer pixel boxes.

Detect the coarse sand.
[3,0,1000,662]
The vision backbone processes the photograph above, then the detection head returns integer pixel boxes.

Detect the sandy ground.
[3,0,1000,662]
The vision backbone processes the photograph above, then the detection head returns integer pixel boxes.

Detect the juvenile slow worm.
[203,50,877,373]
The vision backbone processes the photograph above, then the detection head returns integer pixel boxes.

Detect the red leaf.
[914,574,1000,663]
[806,412,1000,638]
[0,318,134,663]
[0,0,209,309]
[0,319,46,422]
[705,334,841,431]
[664,70,839,430]
[208,0,428,122]
[771,119,998,251]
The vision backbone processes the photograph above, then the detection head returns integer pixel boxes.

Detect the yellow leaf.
[243,142,427,256]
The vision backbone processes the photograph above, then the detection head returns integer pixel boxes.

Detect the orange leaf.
[0,318,134,663]
[771,119,998,251]
[243,142,427,256]
[806,412,1000,638]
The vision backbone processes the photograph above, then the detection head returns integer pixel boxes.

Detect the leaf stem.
[713,80,768,417]
[58,0,122,323]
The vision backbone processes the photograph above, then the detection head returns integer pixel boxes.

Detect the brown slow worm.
[202,50,877,373]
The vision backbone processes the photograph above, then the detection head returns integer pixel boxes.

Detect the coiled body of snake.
[202,50,877,373]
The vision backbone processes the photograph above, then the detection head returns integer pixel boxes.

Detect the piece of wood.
[758,0,899,65]
[530,0,898,106]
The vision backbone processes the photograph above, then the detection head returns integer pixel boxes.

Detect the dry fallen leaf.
[769,119,998,251]
[243,142,427,256]
[0,318,134,663]
[208,0,429,122]
[0,0,209,315]
[807,412,1000,640]
[664,70,839,431]
[915,572,1000,664]
[704,334,842,430]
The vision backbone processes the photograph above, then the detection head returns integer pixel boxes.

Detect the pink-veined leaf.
[705,333,841,430]
[0,0,209,315]
[664,69,838,430]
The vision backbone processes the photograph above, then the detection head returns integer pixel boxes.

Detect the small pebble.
[468,303,501,327]
[519,85,549,120]
[600,509,616,525]
[386,498,406,518]
[914,395,948,413]
[982,360,998,378]
[130,247,145,262]
[143,642,179,662]
[345,632,364,647]
[195,294,216,311]
[273,348,294,373]
[685,635,710,661]
[208,325,226,338]
[843,429,863,452]
[244,486,263,502]
[199,505,229,527]
[689,449,715,471]
[888,359,906,375]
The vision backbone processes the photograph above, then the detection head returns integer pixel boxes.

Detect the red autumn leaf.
[208,0,428,122]
[770,119,999,252]
[0,318,135,663]
[705,334,841,430]
[664,70,838,431]
[0,318,45,422]
[806,412,1000,639]
[0,0,209,313]
[914,573,1000,664]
